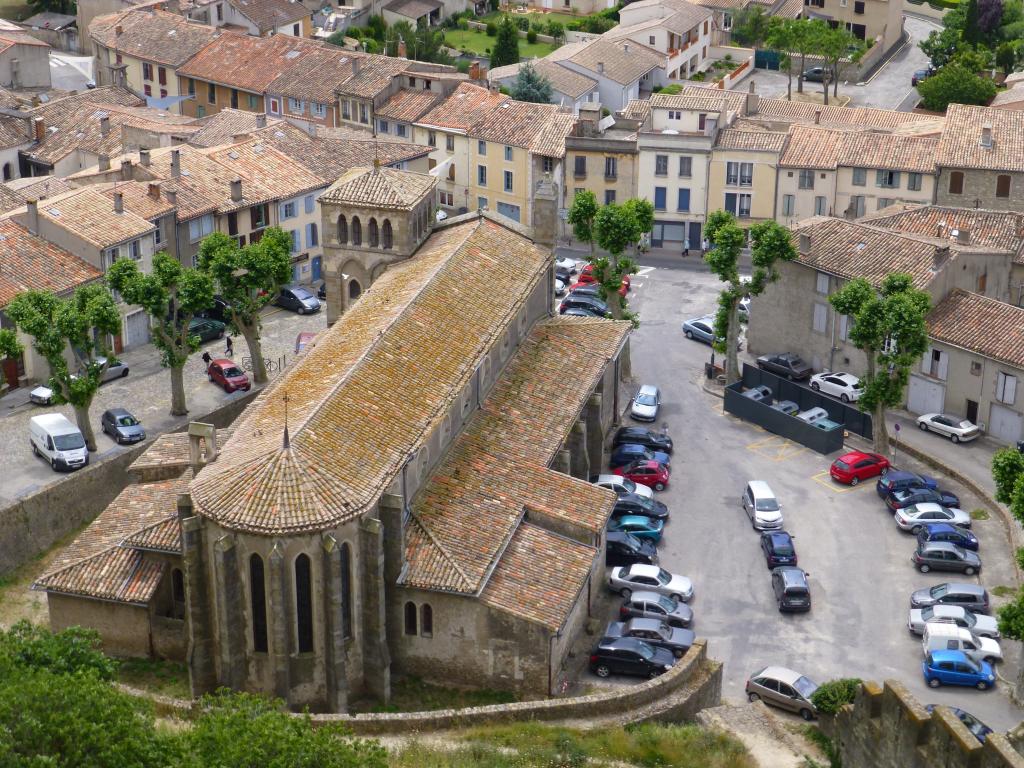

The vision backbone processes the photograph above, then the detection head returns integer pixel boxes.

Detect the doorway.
[966,399,979,424]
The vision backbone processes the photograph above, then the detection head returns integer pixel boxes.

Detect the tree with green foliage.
[917,62,998,111]
[792,19,830,94]
[365,14,387,41]
[810,678,862,714]
[730,4,770,47]
[591,199,649,324]
[108,252,215,416]
[829,274,931,453]
[992,446,1024,521]
[996,41,1019,73]
[26,0,76,16]
[920,26,963,69]
[765,19,797,99]
[818,24,864,102]
[0,621,117,680]
[997,588,1024,699]
[6,285,121,451]
[197,228,292,385]
[568,189,599,261]
[383,20,416,56]
[510,61,553,103]
[0,327,21,388]
[490,15,521,69]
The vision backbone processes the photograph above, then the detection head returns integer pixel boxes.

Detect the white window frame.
[815,271,829,294]
[997,371,1018,405]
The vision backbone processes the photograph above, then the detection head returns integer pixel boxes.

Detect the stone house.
[559,38,664,111]
[18,12,78,53]
[707,123,785,227]
[606,0,714,82]
[565,104,640,207]
[0,29,51,89]
[183,0,313,37]
[488,60,599,115]
[800,0,902,47]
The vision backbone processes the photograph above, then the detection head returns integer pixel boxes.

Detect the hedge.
[810,678,862,715]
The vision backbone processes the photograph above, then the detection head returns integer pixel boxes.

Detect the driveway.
[578,252,1024,733]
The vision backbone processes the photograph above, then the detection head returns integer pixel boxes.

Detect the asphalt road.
[583,251,1024,733]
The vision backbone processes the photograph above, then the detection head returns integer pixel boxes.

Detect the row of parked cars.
[555,259,632,318]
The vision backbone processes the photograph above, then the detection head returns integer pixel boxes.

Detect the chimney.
[936,220,945,238]
[352,58,361,76]
[165,189,177,205]
[745,81,759,115]
[814,108,821,125]
[139,148,151,167]
[232,133,250,143]
[980,123,993,148]
[32,116,44,142]
[98,154,110,171]
[469,61,480,80]
[100,116,110,137]
[26,199,38,235]
[256,113,267,129]
[597,61,605,74]
[799,233,811,252]
[113,192,124,214]
[115,24,123,36]
[623,43,630,53]
[148,182,161,199]
[187,422,218,467]
[230,178,242,202]
[121,158,133,180]
[957,227,971,245]
[933,245,950,270]
[398,39,407,58]
[171,148,181,178]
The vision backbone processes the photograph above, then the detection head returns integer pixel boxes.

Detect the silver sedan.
[908,604,1000,638]
[894,502,971,533]
[916,413,981,443]
[608,563,694,602]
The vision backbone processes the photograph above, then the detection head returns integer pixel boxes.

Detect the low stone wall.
[903,0,950,20]
[0,388,260,576]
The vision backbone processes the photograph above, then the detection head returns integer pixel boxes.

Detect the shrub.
[486,21,497,35]
[0,621,117,680]
[810,678,862,715]
[456,58,471,73]
[515,15,530,30]
[546,20,564,37]
[530,19,544,31]
[691,71,706,81]
[457,17,469,29]
[526,29,538,43]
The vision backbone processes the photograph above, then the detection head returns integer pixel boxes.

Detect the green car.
[189,317,226,342]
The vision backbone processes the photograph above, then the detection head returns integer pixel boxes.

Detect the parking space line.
[745,435,806,462]
[811,471,859,493]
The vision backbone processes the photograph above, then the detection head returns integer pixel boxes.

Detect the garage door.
[907,375,945,415]
[989,403,1023,445]
[123,309,151,349]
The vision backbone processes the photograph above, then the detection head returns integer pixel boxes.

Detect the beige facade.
[803,0,903,49]
[566,106,640,207]
[707,132,783,226]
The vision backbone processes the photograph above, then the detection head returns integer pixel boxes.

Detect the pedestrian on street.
[225,336,233,357]
[701,237,710,255]
[682,238,690,257]
[201,351,212,371]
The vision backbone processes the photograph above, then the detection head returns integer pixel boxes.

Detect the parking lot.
[581,249,1024,732]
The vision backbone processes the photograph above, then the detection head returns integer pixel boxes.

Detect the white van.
[922,623,1002,665]
[29,413,88,472]
[742,480,784,531]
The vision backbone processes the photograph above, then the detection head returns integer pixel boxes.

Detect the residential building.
[560,38,664,111]
[487,59,598,114]
[371,88,442,139]
[565,103,640,208]
[0,114,30,183]
[935,104,1024,212]
[18,12,79,53]
[264,44,358,129]
[800,0,903,48]
[335,57,458,134]
[183,0,312,37]
[606,0,713,81]
[382,0,443,26]
[707,125,785,226]
[89,8,218,110]
[0,29,51,89]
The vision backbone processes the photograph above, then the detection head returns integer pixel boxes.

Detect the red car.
[613,459,669,491]
[208,358,251,393]
[577,265,631,296]
[829,451,889,485]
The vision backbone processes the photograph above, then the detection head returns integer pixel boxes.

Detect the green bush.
[456,58,471,73]
[810,678,862,715]
[486,21,497,35]
[526,29,538,43]
[0,620,117,680]
[530,19,544,31]
[457,17,469,29]
[546,20,564,37]
[515,15,530,30]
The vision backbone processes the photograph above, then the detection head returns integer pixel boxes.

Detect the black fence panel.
[724,383,845,455]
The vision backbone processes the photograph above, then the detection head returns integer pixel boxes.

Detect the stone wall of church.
[47,593,152,658]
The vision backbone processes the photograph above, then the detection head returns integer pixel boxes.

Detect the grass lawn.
[117,658,192,700]
[349,676,517,714]
[480,10,582,24]
[443,28,559,58]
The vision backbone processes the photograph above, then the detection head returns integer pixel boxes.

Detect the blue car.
[876,469,938,499]
[608,515,664,542]
[922,650,995,690]
[682,315,717,344]
[918,522,979,552]
[610,443,671,470]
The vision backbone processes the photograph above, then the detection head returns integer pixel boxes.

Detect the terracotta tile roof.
[567,38,662,85]
[480,522,597,630]
[416,82,508,131]
[375,88,443,123]
[531,110,575,158]
[227,0,310,33]
[5,175,73,201]
[122,517,182,553]
[34,548,165,604]
[990,87,1024,108]
[265,45,357,103]
[778,124,845,169]
[622,98,651,122]
[189,216,553,535]
[320,166,434,209]
[177,32,323,93]
[715,127,786,152]
[936,103,1024,172]
[533,59,599,100]
[835,132,938,173]
[470,100,574,157]
[609,1,712,38]
[0,29,50,49]
[99,181,176,221]
[0,184,22,214]
[402,315,629,608]
[129,430,229,474]
[384,0,442,19]
[0,219,101,306]
[207,139,326,202]
[89,8,218,67]
[26,86,143,126]
[39,187,155,248]
[927,289,1024,369]
[651,89,745,114]
[188,109,285,147]
[755,97,939,130]
[0,115,28,150]
[335,54,412,99]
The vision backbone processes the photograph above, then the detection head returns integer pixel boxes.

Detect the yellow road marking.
[812,471,859,493]
[745,435,806,462]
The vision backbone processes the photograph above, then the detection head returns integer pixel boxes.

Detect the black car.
[555,266,573,285]
[559,294,609,315]
[606,530,657,567]
[886,487,961,512]
[756,353,812,381]
[276,286,322,314]
[317,282,327,300]
[918,523,979,552]
[603,617,695,658]
[613,426,673,454]
[566,284,603,299]
[197,295,232,324]
[588,636,675,679]
[761,530,797,568]
[188,316,226,343]
[613,494,669,521]
[772,566,811,612]
[876,469,938,499]
[100,408,146,444]
[925,705,992,743]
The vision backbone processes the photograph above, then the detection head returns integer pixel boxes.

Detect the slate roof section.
[89,8,218,67]
[927,289,1024,369]
[320,166,435,209]
[177,32,321,93]
[228,0,310,33]
[38,187,155,248]
[860,205,1024,263]
[189,216,553,535]
[936,103,1024,172]
[416,82,508,131]
[715,128,786,152]
[567,38,662,85]
[0,219,101,306]
[375,88,444,123]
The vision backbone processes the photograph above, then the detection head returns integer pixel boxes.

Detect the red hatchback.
[613,459,669,491]
[578,265,631,295]
[208,358,251,393]
[829,450,889,485]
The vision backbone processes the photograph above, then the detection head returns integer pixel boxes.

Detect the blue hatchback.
[876,469,937,498]
[608,515,664,542]
[918,522,979,552]
[922,650,995,690]
[610,444,671,470]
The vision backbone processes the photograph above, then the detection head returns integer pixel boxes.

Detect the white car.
[29,357,130,405]
[554,277,566,296]
[916,413,981,444]
[796,407,829,424]
[809,372,863,403]
[894,502,971,533]
[555,254,577,273]
[908,604,1000,638]
[608,563,694,602]
[592,473,654,500]
[630,384,661,422]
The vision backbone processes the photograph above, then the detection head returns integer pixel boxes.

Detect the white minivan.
[742,480,784,531]
[29,413,88,472]
[922,623,1002,665]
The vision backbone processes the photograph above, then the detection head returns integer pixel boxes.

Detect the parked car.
[613,494,669,521]
[877,469,938,498]
[197,295,232,323]
[578,263,631,292]
[918,522,978,552]
[603,618,695,658]
[609,443,670,470]
[682,315,717,345]
[738,295,750,323]
[607,514,664,542]
[917,413,981,443]
[756,353,812,380]
[562,307,606,318]
[924,705,993,743]
[614,459,669,491]
[745,666,819,720]
[742,385,772,402]
[830,451,889,485]
[913,541,981,575]
[554,277,566,296]
[100,408,145,445]
[555,254,577,273]
[771,400,799,415]
[742,480,783,531]
[606,530,658,568]
[30,357,130,405]
[772,566,812,612]
[567,283,602,297]
[887,487,961,513]
[922,650,995,690]
[592,474,653,500]
[910,583,990,613]
[619,590,693,628]
[559,293,609,316]
[912,67,934,87]
[613,426,673,454]
[802,66,828,82]
[588,637,675,679]
[809,372,863,402]
[189,317,226,343]
[295,331,318,354]
[796,407,829,424]
[207,358,251,393]
[923,623,1001,664]
[895,502,971,533]
[761,530,797,568]
[608,563,693,601]
[275,285,321,314]
[630,384,661,422]
[908,605,1000,638]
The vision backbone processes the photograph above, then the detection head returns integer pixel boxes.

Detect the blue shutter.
[279,202,289,220]
[291,229,299,252]
[677,188,690,212]
[654,187,666,211]
[304,195,315,214]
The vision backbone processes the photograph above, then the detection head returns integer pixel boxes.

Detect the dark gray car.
[603,617,695,658]
[912,541,981,575]
[276,286,321,314]
[910,582,990,613]
[757,353,812,380]
[619,590,693,628]
[101,408,146,444]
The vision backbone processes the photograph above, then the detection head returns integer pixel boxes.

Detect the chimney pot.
[597,61,605,74]
[352,58,361,75]
[165,189,177,205]
[148,182,160,199]
[100,116,110,137]
[957,227,971,245]
[814,108,821,125]
[255,113,267,129]
[115,24,122,35]
[98,154,110,171]
[981,123,993,148]
[113,192,124,214]
[799,232,811,252]
[398,39,407,58]
[623,43,630,52]
[230,178,242,202]
[171,148,181,178]
[26,199,38,235]
[32,116,44,142]
[139,148,151,166]
[121,158,133,181]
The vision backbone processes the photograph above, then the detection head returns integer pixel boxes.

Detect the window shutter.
[279,202,288,220]
[305,223,312,248]
[937,352,948,381]
[1006,374,1017,404]
[921,347,932,374]
[304,195,314,214]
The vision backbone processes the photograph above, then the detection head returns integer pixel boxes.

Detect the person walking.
[225,335,233,357]
[201,351,212,371]
[701,237,710,256]
[682,238,690,257]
